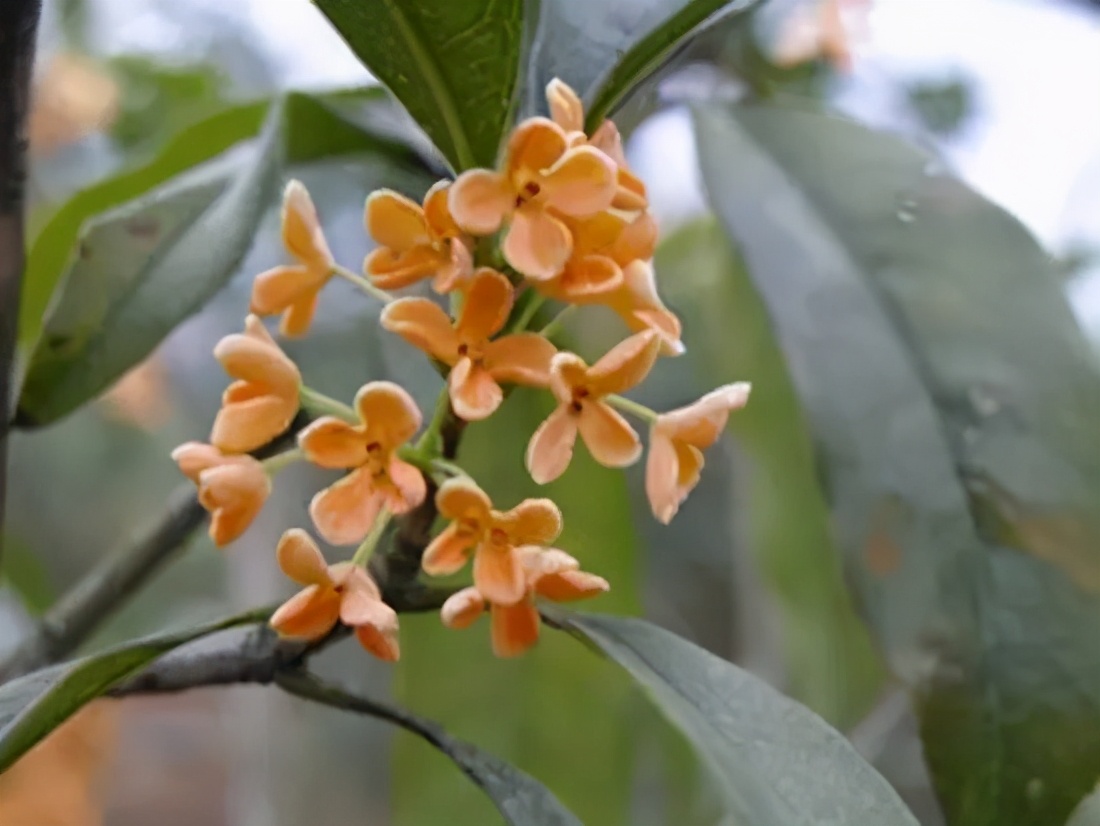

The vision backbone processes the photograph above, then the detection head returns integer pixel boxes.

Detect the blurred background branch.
[0,0,43,570]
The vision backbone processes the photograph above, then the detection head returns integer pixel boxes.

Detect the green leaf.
[0,535,54,615]
[0,609,268,771]
[313,0,529,171]
[694,103,1100,825]
[554,612,919,825]
[17,103,283,427]
[278,672,583,826]
[527,0,756,128]
[18,101,269,353]
[656,218,884,726]
[392,388,645,826]
[284,87,434,167]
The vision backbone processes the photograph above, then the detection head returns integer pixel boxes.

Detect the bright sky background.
[90,0,1100,331]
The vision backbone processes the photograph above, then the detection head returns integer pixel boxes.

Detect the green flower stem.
[606,393,659,424]
[414,388,454,454]
[299,385,357,423]
[332,263,394,304]
[260,448,304,476]
[430,457,466,478]
[538,304,577,340]
[506,290,547,334]
[352,509,393,568]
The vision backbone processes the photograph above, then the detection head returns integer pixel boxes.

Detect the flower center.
[488,527,509,547]
[365,441,387,477]
[457,341,486,365]
[515,180,541,208]
[570,386,590,415]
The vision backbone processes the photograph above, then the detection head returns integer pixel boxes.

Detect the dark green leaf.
[393,388,645,826]
[284,87,434,168]
[527,0,756,128]
[0,609,268,771]
[0,535,54,615]
[695,104,1100,825]
[279,671,582,826]
[313,0,528,170]
[656,218,884,726]
[17,103,283,427]
[554,612,918,825]
[19,101,268,352]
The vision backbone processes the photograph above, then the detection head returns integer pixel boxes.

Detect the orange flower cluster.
[172,78,749,661]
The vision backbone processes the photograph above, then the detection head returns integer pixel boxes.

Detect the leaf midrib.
[380,0,475,171]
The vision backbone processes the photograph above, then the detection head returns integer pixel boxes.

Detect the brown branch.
[0,415,309,683]
[0,0,42,567]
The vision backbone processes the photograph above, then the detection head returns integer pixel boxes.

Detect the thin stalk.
[606,393,658,423]
[538,305,577,340]
[351,509,393,568]
[332,263,394,304]
[299,385,357,422]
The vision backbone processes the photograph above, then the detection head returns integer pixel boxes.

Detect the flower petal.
[657,383,752,447]
[490,600,540,658]
[504,117,568,178]
[577,401,641,468]
[355,381,423,449]
[215,316,300,392]
[364,246,447,290]
[589,120,628,168]
[534,569,610,602]
[436,476,493,522]
[355,621,401,662]
[423,179,462,239]
[172,441,225,483]
[587,330,660,396]
[502,206,572,280]
[276,528,332,585]
[364,189,430,251]
[557,255,622,300]
[422,522,476,575]
[299,417,368,469]
[449,359,504,422]
[449,169,512,235]
[433,238,475,294]
[611,211,658,264]
[456,268,513,341]
[474,545,526,606]
[380,298,459,364]
[270,585,340,640]
[548,352,589,404]
[539,146,617,217]
[198,462,271,547]
[211,396,296,454]
[281,292,320,338]
[340,582,399,645]
[483,333,557,387]
[282,180,333,268]
[525,404,578,484]
[310,468,383,546]
[644,430,681,525]
[250,264,316,315]
[546,78,584,133]
[498,498,562,546]
[441,586,486,629]
[385,458,428,513]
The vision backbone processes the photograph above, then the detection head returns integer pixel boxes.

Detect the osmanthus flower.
[421,477,563,605]
[536,210,658,303]
[545,78,647,212]
[250,181,335,337]
[646,383,752,524]
[172,442,270,546]
[380,269,557,421]
[526,330,661,484]
[298,381,426,545]
[448,117,618,280]
[441,546,609,657]
[363,181,473,292]
[604,260,685,356]
[211,315,301,454]
[269,528,400,660]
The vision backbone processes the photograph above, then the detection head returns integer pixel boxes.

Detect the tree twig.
[0,415,309,682]
[0,0,43,567]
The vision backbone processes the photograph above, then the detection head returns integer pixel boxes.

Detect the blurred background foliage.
[3,0,1100,824]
